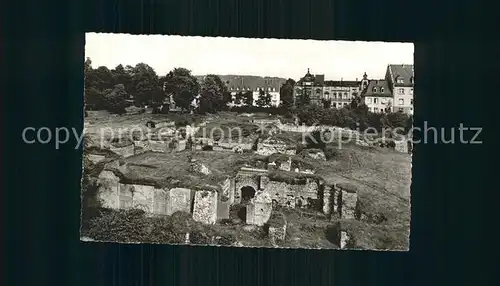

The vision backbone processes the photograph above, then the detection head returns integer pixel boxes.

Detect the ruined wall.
[264,180,296,208]
[109,144,135,158]
[118,184,168,215]
[268,214,287,244]
[234,174,260,204]
[256,143,296,156]
[148,140,169,153]
[167,188,193,215]
[262,178,320,209]
[192,190,218,225]
[219,178,235,203]
[87,154,106,164]
[336,183,359,219]
[217,200,231,220]
[96,170,120,209]
[246,191,272,226]
[394,139,410,153]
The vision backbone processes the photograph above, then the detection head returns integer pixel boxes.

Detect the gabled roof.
[387,64,414,87]
[323,80,360,88]
[362,80,392,97]
[196,75,287,91]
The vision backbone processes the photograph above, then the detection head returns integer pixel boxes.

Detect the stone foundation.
[192,190,218,225]
[246,191,273,226]
[87,154,106,164]
[268,212,287,244]
[167,188,193,215]
[336,183,359,219]
[217,200,231,220]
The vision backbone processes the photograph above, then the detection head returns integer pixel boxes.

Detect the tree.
[280,78,295,109]
[93,66,115,91]
[349,91,362,109]
[255,89,272,107]
[200,74,228,111]
[198,90,219,114]
[234,92,244,105]
[128,63,162,107]
[111,64,133,92]
[243,91,254,107]
[163,68,200,111]
[103,84,128,114]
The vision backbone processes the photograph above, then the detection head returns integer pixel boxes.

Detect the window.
[411,99,414,105]
[366,98,372,103]
[374,98,378,104]
[399,88,405,94]
[410,88,413,95]
[372,87,377,92]
[344,92,348,99]
[374,107,379,112]
[397,78,404,84]
[381,87,384,93]
[399,99,404,105]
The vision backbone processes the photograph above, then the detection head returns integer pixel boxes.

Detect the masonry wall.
[96,170,120,209]
[192,190,218,225]
[336,183,359,219]
[167,188,193,215]
[234,174,260,204]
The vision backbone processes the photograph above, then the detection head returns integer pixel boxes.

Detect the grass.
[101,150,268,190]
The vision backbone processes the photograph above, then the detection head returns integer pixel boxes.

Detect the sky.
[85,33,414,80]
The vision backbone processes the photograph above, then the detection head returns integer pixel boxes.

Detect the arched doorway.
[240,186,256,203]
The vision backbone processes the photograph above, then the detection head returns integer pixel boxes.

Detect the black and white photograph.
[80,33,414,250]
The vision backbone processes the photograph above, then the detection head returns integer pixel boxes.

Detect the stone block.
[167,188,193,215]
[337,183,359,220]
[87,154,106,164]
[268,212,287,244]
[193,190,218,225]
[246,191,272,226]
[217,200,230,220]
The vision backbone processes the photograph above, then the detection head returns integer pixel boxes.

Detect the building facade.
[361,79,393,113]
[293,69,362,108]
[227,77,285,107]
[386,64,414,115]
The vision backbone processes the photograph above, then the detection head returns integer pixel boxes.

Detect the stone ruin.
[246,191,273,226]
[190,158,211,175]
[192,190,218,225]
[267,212,287,245]
[256,137,297,156]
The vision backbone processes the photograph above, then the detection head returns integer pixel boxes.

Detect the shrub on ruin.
[214,234,237,246]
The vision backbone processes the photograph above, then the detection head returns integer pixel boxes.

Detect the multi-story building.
[323,80,361,109]
[386,64,414,115]
[293,69,361,108]
[227,76,285,107]
[361,79,393,113]
[293,69,324,106]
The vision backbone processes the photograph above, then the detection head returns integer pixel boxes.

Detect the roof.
[387,64,414,87]
[196,75,287,91]
[362,80,392,97]
[323,80,360,88]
